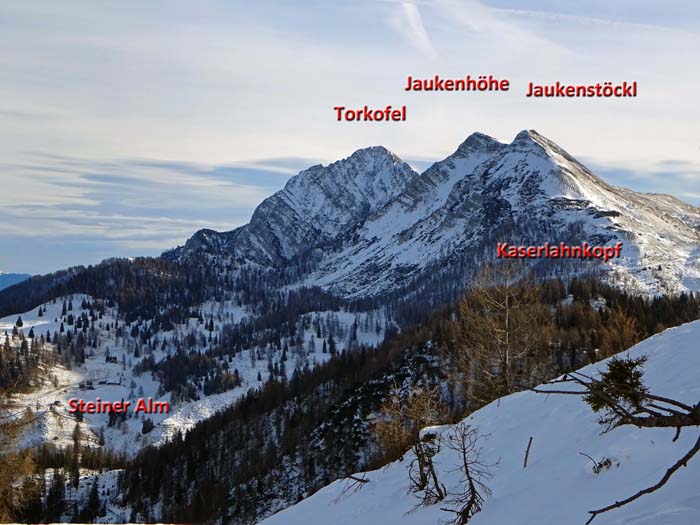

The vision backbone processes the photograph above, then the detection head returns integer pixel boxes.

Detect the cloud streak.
[1,0,699,272]
[390,2,437,58]
[0,152,308,273]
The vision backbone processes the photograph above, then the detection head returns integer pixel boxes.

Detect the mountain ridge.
[0,272,32,291]
[1,132,699,524]
[175,144,418,266]
[170,130,700,297]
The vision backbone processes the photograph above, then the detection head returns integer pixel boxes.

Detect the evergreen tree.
[80,477,100,522]
[45,472,65,522]
[141,418,155,434]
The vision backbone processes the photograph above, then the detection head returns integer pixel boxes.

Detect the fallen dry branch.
[533,355,700,524]
[586,433,700,524]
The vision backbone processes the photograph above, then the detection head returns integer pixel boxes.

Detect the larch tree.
[0,387,37,521]
[451,261,554,406]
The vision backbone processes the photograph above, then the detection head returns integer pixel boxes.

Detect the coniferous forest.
[3,251,697,523]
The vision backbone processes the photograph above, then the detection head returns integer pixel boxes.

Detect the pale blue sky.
[1,1,699,274]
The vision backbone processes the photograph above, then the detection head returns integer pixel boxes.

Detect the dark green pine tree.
[69,451,80,489]
[45,472,66,522]
[80,477,100,522]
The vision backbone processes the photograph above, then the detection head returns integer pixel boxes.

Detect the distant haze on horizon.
[1,1,699,275]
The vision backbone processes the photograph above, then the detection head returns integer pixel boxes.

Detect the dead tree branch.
[533,354,700,524]
[586,433,700,524]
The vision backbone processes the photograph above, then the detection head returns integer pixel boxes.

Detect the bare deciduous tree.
[0,387,38,521]
[597,307,640,359]
[372,384,450,506]
[441,422,494,524]
[451,261,554,406]
[373,383,446,462]
[407,385,447,431]
[409,431,446,505]
[373,383,412,461]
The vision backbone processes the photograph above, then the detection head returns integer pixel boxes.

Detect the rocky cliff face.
[181,146,418,266]
[173,130,700,296]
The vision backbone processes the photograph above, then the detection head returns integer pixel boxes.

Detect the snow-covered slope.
[260,320,700,525]
[1,294,390,455]
[174,130,700,297]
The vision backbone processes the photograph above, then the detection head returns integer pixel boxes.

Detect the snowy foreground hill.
[260,321,700,525]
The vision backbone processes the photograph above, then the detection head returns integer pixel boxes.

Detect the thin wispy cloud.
[389,2,437,58]
[0,152,307,273]
[583,158,700,206]
[0,0,698,273]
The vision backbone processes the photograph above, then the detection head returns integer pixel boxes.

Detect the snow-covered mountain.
[2,130,699,524]
[172,130,700,297]
[177,146,418,265]
[259,320,700,525]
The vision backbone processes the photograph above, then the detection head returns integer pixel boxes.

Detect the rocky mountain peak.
[454,132,504,156]
[285,144,415,196]
[510,129,583,166]
[348,144,400,162]
[508,128,556,153]
[172,131,700,296]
